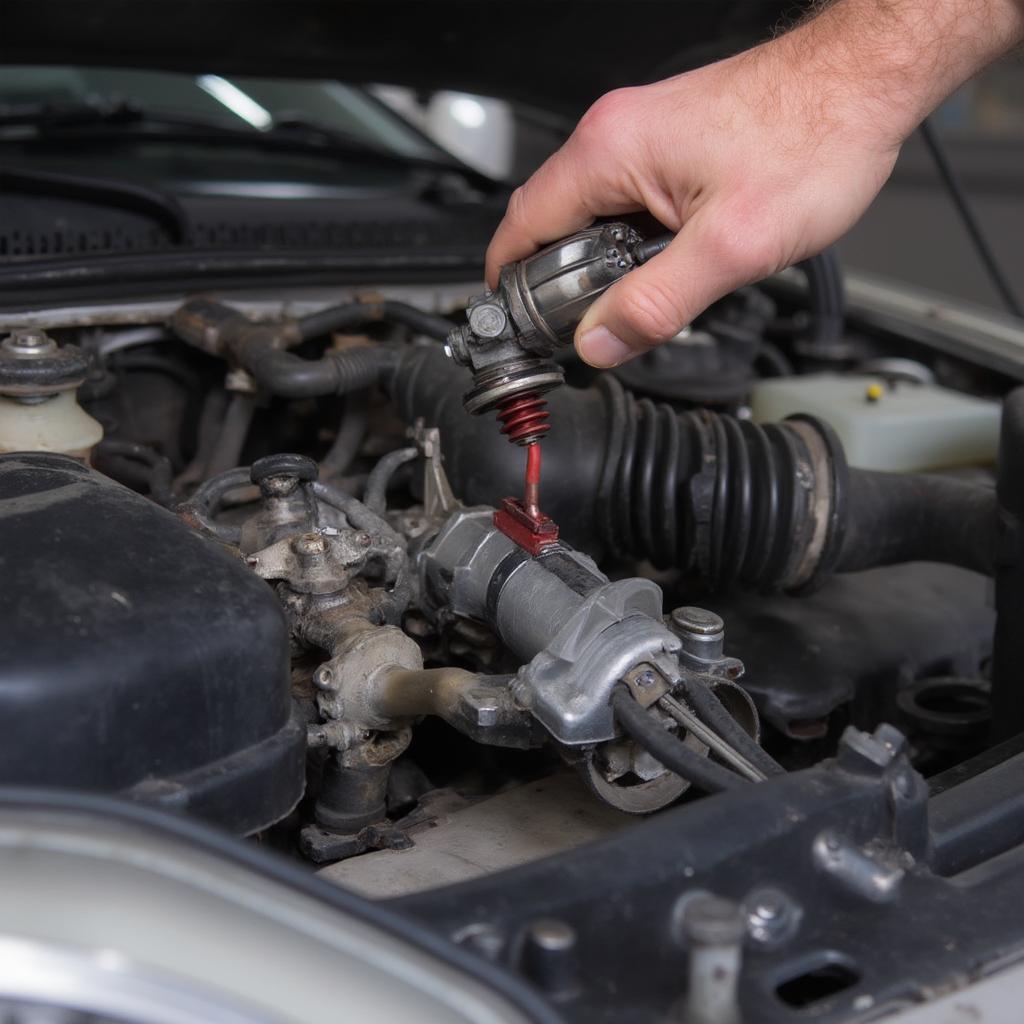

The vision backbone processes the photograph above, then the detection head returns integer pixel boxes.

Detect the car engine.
[1,222,1020,1021]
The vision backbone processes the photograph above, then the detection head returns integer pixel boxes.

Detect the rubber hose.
[798,247,845,350]
[363,446,419,515]
[239,339,402,400]
[992,387,1024,739]
[675,676,785,777]
[635,233,844,348]
[203,393,255,476]
[297,300,454,342]
[177,466,251,543]
[610,687,748,793]
[321,392,369,478]
[837,469,997,577]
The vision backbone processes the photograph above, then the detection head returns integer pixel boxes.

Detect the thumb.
[574,209,765,367]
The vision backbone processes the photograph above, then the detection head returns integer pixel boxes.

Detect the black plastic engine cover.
[0,452,304,833]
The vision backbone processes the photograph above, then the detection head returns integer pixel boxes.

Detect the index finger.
[485,144,601,287]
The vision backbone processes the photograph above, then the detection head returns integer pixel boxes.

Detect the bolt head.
[468,302,507,339]
[292,532,328,558]
[2,328,57,357]
[671,606,724,636]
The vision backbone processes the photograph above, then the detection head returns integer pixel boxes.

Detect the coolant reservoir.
[0,328,103,460]
[750,374,999,472]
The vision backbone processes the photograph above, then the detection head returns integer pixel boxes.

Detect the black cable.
[798,247,845,349]
[203,393,255,476]
[634,232,674,264]
[94,439,175,506]
[673,677,786,778]
[321,392,369,478]
[919,117,1023,319]
[754,340,794,377]
[177,466,250,544]
[610,687,748,793]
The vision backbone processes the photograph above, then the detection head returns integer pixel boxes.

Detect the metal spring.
[496,392,550,446]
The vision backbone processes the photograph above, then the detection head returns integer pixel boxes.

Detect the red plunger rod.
[524,443,542,518]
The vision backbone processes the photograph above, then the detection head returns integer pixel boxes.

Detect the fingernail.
[577,326,633,368]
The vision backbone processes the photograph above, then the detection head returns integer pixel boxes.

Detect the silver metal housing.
[420,509,693,746]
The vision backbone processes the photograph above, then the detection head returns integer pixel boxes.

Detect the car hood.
[4,0,791,112]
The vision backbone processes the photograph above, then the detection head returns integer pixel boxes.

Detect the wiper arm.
[0,166,190,244]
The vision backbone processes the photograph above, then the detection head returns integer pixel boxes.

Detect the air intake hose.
[394,348,998,590]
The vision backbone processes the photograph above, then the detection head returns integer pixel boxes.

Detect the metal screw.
[314,666,334,690]
[672,607,724,636]
[636,670,658,689]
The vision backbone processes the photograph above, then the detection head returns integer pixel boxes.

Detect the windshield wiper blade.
[0,98,153,129]
[0,166,190,244]
[0,101,478,180]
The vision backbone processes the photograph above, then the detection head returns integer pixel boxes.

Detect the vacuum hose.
[170,297,448,400]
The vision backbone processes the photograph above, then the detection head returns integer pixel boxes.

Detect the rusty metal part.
[248,528,392,596]
[170,295,301,358]
[372,667,536,749]
[622,663,671,708]
[171,297,401,399]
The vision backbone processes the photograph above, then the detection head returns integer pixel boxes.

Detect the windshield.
[0,66,442,156]
[0,65,459,191]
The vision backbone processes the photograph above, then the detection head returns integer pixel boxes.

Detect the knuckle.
[576,88,636,147]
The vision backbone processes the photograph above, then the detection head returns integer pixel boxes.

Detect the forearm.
[776,0,1024,148]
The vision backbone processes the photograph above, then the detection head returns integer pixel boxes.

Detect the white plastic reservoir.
[750,374,1000,472]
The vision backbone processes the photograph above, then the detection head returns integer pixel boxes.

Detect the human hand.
[486,0,1024,367]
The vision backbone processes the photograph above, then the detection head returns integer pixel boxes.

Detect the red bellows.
[495,392,550,446]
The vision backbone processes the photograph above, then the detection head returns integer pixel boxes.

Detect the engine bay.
[2,239,1022,1021]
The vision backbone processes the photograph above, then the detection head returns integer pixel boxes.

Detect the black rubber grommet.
[250,452,318,485]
